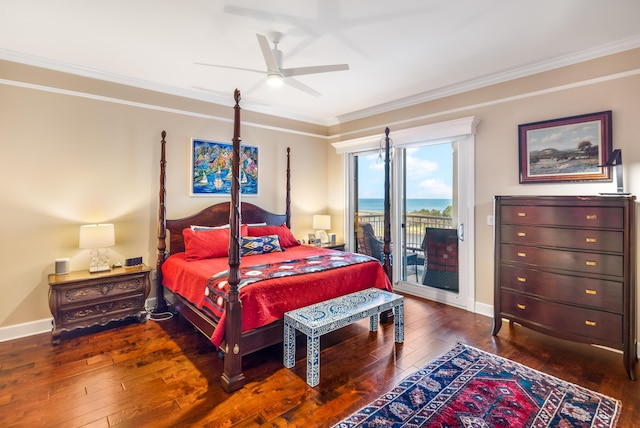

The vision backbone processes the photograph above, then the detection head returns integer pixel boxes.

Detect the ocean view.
[358,198,452,213]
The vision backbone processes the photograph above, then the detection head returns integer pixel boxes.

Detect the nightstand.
[48,265,151,345]
[319,242,346,251]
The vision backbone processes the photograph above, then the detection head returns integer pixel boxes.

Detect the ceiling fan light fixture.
[266,73,283,87]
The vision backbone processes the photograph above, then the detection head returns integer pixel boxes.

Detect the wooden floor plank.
[0,294,638,427]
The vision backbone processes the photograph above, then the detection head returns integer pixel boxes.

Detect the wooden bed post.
[382,127,392,280]
[286,147,291,229]
[154,131,169,314]
[221,89,245,392]
[155,108,293,391]
[380,127,394,324]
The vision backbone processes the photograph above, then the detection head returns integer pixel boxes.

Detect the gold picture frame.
[518,111,612,184]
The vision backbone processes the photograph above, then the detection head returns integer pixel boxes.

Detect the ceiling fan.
[195,32,349,97]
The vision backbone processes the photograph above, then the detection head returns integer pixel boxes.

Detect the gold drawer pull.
[517,304,526,310]
[585,320,597,327]
[517,232,526,237]
[517,277,526,283]
[517,252,526,257]
[585,237,597,243]
[517,212,526,217]
[586,214,598,220]
[585,261,597,266]
[585,289,597,295]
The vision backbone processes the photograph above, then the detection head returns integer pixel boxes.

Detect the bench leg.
[394,303,405,343]
[283,321,296,368]
[307,335,320,387]
[369,313,379,331]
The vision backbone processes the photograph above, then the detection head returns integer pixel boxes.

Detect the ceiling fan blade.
[222,6,307,37]
[192,86,229,97]
[242,78,267,96]
[280,64,349,77]
[256,34,280,72]
[283,77,321,97]
[194,62,265,75]
[223,5,280,23]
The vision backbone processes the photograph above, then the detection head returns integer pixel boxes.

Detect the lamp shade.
[312,215,331,230]
[79,224,115,249]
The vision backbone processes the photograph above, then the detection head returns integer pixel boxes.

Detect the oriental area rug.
[334,343,620,428]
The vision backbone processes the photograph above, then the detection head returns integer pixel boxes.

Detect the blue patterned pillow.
[240,234,282,256]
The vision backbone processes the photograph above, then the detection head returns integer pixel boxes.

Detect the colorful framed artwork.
[190,138,258,196]
[518,111,612,184]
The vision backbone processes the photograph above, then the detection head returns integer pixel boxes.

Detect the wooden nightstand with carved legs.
[48,265,150,344]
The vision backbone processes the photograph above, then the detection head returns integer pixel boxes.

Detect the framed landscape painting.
[518,111,612,184]
[190,138,258,196]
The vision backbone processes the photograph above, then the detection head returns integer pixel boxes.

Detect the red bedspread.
[161,245,392,347]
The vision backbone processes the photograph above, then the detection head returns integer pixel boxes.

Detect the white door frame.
[333,116,479,312]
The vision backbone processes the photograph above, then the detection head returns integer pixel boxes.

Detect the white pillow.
[190,224,230,231]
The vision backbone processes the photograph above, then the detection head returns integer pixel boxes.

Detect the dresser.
[48,265,151,344]
[492,195,636,380]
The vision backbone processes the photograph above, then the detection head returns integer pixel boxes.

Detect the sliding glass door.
[338,118,477,311]
[398,142,459,292]
[352,151,387,261]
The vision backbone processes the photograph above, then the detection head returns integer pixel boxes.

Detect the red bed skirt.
[162,245,392,346]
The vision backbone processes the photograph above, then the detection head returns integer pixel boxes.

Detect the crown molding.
[0,48,334,127]
[3,35,640,127]
[335,35,640,124]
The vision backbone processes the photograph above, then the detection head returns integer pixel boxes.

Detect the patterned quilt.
[202,251,376,322]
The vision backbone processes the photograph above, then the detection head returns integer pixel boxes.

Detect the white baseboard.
[0,317,53,342]
[473,301,494,318]
[0,298,159,343]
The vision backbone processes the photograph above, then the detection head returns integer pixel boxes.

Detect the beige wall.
[1,48,639,336]
[0,63,328,328]
[473,75,640,304]
[328,48,640,308]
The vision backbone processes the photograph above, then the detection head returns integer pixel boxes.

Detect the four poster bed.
[155,90,394,392]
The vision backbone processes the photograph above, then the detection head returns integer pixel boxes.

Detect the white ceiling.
[2,0,640,125]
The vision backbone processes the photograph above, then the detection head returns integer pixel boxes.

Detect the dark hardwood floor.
[0,294,638,427]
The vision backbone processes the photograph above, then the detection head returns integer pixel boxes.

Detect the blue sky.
[358,143,454,199]
[526,121,601,152]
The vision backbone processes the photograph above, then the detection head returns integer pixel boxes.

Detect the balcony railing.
[357,213,453,253]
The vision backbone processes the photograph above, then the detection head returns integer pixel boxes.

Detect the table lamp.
[313,215,331,244]
[80,223,115,273]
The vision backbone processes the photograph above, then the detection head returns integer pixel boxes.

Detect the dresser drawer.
[500,265,623,312]
[501,243,623,276]
[500,224,623,253]
[61,275,147,305]
[500,205,623,229]
[60,294,146,327]
[500,291,622,344]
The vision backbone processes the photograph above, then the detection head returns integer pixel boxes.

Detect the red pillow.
[247,224,300,248]
[183,225,249,260]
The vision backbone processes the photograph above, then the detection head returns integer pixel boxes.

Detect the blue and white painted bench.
[283,287,404,387]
